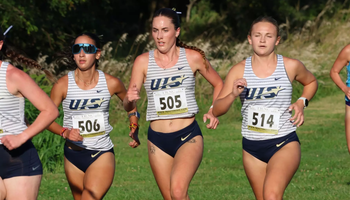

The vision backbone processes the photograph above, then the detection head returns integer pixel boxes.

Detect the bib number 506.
[78,119,100,132]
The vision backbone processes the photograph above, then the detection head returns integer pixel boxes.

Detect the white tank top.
[144,48,199,121]
[62,70,113,151]
[239,55,296,140]
[0,62,27,143]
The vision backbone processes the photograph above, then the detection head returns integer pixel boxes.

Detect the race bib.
[247,106,280,134]
[0,116,3,134]
[72,113,105,138]
[153,88,188,116]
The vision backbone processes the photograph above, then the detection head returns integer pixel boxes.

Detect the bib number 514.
[247,106,280,134]
[251,113,274,127]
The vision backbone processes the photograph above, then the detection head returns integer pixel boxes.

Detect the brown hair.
[153,8,209,70]
[0,27,56,82]
[248,16,280,36]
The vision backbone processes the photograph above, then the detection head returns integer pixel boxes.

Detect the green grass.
[35,90,350,200]
[28,12,350,199]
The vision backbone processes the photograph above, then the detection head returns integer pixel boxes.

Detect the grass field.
[33,15,350,199]
[35,90,350,200]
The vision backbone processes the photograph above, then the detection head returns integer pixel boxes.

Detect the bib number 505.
[159,95,181,110]
[153,88,188,115]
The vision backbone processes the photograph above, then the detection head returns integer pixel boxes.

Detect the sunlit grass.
[23,11,350,199]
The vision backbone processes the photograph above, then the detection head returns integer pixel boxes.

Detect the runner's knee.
[170,183,188,200]
[263,189,282,200]
[170,188,187,200]
[82,188,102,200]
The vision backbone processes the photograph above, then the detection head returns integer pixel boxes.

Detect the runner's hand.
[126,84,140,103]
[232,78,247,97]
[203,109,219,129]
[64,128,83,141]
[289,100,304,127]
[0,134,27,150]
[129,127,140,148]
[344,87,350,99]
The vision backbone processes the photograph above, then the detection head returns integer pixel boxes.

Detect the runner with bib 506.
[47,32,140,200]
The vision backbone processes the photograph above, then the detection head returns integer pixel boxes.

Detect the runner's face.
[248,22,280,56]
[152,16,180,53]
[73,35,101,71]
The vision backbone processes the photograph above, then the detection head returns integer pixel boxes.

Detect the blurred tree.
[0,0,348,67]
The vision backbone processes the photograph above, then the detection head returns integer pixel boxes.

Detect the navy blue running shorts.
[148,120,202,157]
[0,140,42,179]
[64,144,114,172]
[242,131,300,163]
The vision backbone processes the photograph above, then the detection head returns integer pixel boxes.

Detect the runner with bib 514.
[212,16,318,200]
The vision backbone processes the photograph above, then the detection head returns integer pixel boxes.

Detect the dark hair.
[153,8,209,70]
[58,32,101,69]
[0,27,56,82]
[248,16,279,36]
[0,27,3,41]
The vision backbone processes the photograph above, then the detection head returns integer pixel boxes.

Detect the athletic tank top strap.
[144,47,199,121]
[239,54,296,141]
[0,62,27,143]
[62,70,113,151]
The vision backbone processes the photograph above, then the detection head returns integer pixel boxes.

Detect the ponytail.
[176,38,209,70]
[2,48,56,82]
[0,26,56,83]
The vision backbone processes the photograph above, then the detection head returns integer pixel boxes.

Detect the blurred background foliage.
[1,0,347,65]
[2,0,350,172]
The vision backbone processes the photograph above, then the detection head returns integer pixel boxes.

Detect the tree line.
[0,0,347,64]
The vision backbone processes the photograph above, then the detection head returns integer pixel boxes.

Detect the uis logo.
[245,86,285,100]
[69,98,106,110]
[151,75,188,90]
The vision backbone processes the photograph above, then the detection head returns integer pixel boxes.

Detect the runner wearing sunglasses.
[72,43,99,54]
[47,32,140,200]
[0,26,59,200]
